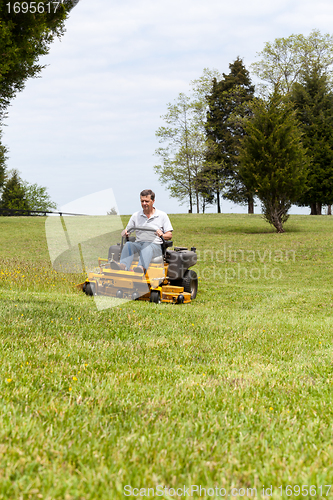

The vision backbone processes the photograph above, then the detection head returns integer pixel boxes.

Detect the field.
[0,214,333,500]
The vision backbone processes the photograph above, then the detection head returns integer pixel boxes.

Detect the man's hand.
[121,229,129,237]
[155,230,172,240]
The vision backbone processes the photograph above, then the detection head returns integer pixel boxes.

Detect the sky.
[3,0,333,215]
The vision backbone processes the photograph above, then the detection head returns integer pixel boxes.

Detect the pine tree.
[0,171,30,214]
[291,68,333,214]
[239,91,309,233]
[205,58,255,212]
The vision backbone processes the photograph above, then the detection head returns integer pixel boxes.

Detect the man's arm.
[155,229,173,240]
[121,214,136,237]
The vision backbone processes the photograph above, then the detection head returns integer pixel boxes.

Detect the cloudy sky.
[3,0,333,215]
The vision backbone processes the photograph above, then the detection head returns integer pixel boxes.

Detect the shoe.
[133,265,145,273]
[110,261,127,271]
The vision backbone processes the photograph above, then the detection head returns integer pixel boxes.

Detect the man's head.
[140,189,155,214]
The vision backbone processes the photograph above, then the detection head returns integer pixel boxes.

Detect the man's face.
[140,195,154,213]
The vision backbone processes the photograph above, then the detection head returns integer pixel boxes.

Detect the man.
[111,189,173,274]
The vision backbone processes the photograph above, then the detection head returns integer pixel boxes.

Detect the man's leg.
[120,241,141,270]
[137,243,162,270]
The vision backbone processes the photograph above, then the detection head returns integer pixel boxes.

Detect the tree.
[0,0,80,119]
[205,58,255,213]
[0,170,29,213]
[22,181,57,212]
[154,69,222,213]
[291,68,333,214]
[0,128,7,191]
[239,91,309,233]
[251,30,333,95]
[107,207,118,215]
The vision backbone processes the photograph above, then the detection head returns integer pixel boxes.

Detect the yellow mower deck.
[78,258,192,304]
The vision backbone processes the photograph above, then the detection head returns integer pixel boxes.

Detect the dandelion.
[6,379,12,383]
[69,387,72,391]
[72,376,77,381]
[269,407,273,411]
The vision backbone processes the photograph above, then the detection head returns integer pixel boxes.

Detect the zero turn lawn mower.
[80,226,198,304]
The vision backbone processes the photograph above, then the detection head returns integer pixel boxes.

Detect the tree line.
[0,0,79,214]
[154,30,333,232]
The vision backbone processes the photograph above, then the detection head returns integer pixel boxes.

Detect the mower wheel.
[116,290,123,299]
[150,290,161,304]
[181,270,198,299]
[84,282,95,296]
[132,292,140,300]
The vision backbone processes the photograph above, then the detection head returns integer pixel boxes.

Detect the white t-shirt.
[126,208,173,244]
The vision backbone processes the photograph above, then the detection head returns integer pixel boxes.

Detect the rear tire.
[182,270,198,299]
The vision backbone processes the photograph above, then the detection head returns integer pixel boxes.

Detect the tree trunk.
[316,202,322,215]
[216,189,221,213]
[310,203,317,215]
[248,196,254,214]
[328,205,332,215]
[189,193,193,213]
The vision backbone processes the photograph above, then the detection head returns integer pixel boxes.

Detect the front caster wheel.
[150,290,161,304]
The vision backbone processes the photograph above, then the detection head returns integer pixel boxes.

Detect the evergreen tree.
[239,91,309,233]
[0,171,30,214]
[205,58,255,213]
[291,68,333,214]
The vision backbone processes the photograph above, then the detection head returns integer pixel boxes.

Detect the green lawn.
[0,214,333,500]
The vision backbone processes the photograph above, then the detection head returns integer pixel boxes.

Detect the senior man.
[111,189,173,274]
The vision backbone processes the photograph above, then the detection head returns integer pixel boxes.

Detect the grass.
[0,214,333,499]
